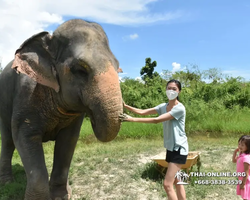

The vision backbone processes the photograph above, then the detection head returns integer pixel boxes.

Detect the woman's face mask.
[166,90,178,100]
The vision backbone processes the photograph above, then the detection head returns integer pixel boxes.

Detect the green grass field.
[0,118,245,199]
[82,107,250,140]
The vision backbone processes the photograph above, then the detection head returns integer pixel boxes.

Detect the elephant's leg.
[49,116,83,200]
[0,119,15,184]
[12,126,50,200]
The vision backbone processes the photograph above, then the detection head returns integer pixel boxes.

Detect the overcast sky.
[1,0,250,80]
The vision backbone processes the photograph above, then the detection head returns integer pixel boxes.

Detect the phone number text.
[194,180,242,185]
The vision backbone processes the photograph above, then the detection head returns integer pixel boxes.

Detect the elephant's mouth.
[89,109,122,142]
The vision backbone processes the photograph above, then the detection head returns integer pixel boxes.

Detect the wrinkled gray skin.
[0,19,123,200]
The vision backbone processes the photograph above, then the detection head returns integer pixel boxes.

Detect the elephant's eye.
[78,60,90,73]
[71,60,89,75]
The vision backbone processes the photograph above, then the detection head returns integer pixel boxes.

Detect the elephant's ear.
[11,31,60,92]
[117,67,123,73]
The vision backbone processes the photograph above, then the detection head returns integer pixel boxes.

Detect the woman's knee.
[163,180,174,193]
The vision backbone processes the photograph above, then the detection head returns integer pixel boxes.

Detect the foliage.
[120,76,167,110]
[163,64,203,87]
[140,57,159,82]
[121,62,250,135]
[0,58,2,74]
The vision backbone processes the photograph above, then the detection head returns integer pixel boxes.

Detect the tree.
[162,64,202,87]
[0,57,3,74]
[0,57,2,73]
[140,57,158,81]
[203,68,225,83]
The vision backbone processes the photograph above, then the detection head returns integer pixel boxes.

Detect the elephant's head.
[11,19,123,142]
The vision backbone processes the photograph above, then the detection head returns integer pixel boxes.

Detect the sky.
[0,0,250,81]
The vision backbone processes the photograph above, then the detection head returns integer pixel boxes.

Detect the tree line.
[121,58,250,134]
[121,57,250,110]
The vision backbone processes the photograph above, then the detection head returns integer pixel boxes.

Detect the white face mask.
[166,90,178,100]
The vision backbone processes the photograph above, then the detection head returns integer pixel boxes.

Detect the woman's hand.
[119,113,133,122]
[123,101,127,108]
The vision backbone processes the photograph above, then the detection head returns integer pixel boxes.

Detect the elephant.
[0,19,123,200]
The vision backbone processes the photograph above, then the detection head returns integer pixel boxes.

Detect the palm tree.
[176,170,189,185]
[175,170,183,182]
[182,172,189,183]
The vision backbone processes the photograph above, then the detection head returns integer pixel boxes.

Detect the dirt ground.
[0,138,243,200]
[69,148,241,200]
[70,153,164,200]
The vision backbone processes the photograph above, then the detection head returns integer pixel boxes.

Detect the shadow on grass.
[140,162,164,182]
[0,164,26,200]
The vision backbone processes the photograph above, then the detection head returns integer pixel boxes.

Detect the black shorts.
[166,148,187,165]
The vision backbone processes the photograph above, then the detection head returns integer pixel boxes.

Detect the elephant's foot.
[24,185,50,200]
[50,184,72,200]
[54,194,70,200]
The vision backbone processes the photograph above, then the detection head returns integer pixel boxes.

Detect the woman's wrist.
[130,117,134,122]
[123,103,129,109]
[125,105,135,112]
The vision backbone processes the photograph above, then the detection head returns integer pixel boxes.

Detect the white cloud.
[0,0,183,67]
[122,33,139,41]
[129,34,139,40]
[119,76,124,82]
[0,0,63,67]
[135,76,145,84]
[44,0,182,25]
[172,62,181,72]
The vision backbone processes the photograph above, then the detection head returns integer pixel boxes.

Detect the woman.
[120,79,188,200]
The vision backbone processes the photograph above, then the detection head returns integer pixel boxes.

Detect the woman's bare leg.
[163,162,183,200]
[174,178,186,200]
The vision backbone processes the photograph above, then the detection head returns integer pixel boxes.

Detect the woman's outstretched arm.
[123,102,158,115]
[120,112,174,123]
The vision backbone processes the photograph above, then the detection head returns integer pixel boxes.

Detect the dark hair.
[166,79,182,100]
[238,135,246,143]
[239,135,250,154]
[167,79,182,91]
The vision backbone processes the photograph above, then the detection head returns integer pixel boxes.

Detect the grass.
[0,110,248,200]
[81,118,164,139]
[0,131,244,200]
[80,108,250,140]
[186,106,250,136]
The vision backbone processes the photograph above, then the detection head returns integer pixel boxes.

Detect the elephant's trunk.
[87,65,123,142]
